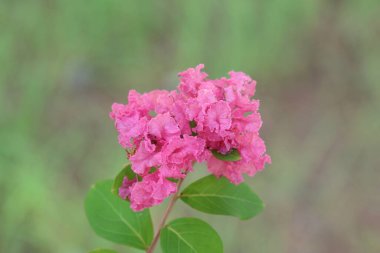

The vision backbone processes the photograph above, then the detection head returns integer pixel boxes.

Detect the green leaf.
[211,149,241,161]
[190,120,198,136]
[189,120,197,128]
[112,164,140,195]
[89,249,118,253]
[160,218,223,253]
[180,175,264,220]
[167,177,179,183]
[85,180,153,250]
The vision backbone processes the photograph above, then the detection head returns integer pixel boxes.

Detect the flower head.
[111,64,270,211]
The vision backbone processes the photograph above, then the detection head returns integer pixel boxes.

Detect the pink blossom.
[147,112,180,140]
[170,100,192,135]
[110,103,147,148]
[128,171,177,211]
[206,156,246,184]
[178,64,208,97]
[160,135,205,178]
[110,64,271,211]
[130,140,161,174]
[119,177,137,200]
[231,109,262,132]
[225,71,256,102]
[205,101,232,134]
[236,132,267,162]
[144,90,177,114]
[206,154,271,185]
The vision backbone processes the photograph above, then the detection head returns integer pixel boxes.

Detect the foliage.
[85,166,264,252]
[180,175,263,220]
[160,218,223,253]
[85,180,153,250]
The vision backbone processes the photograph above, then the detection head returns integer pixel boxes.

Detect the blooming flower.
[128,171,177,211]
[129,139,161,175]
[110,64,271,211]
[119,176,137,200]
[160,135,206,178]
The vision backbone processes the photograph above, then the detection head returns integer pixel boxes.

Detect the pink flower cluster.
[110,64,271,211]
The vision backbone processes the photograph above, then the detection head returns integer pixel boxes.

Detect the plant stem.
[146,178,184,253]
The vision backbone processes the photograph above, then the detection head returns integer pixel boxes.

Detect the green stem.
[146,178,184,253]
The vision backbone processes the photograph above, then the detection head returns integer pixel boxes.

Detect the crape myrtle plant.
[84,65,271,253]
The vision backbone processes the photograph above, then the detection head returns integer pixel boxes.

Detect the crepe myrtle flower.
[110,64,270,211]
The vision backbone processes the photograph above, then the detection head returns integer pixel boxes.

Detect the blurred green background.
[1,0,379,252]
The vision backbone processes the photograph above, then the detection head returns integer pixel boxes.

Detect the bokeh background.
[1,0,379,252]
